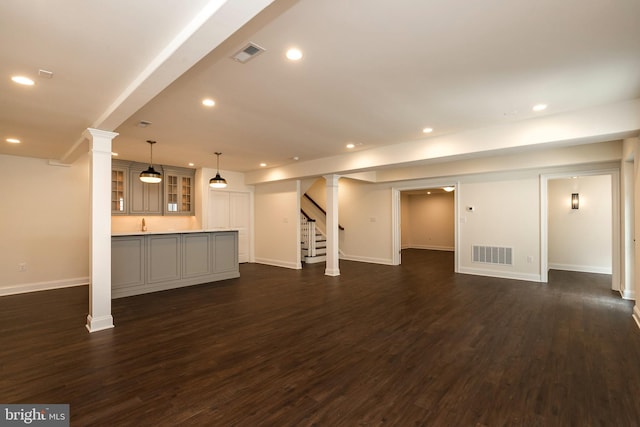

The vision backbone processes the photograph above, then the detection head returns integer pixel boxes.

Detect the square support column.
[85,128,118,332]
[324,174,340,276]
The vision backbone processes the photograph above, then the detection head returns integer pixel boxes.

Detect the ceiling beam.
[245,98,640,184]
[59,0,275,164]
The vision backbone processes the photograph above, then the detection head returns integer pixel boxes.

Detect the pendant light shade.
[140,140,162,183]
[210,152,228,188]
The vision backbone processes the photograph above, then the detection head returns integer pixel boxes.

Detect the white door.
[230,192,250,263]
[208,190,250,263]
[209,191,230,228]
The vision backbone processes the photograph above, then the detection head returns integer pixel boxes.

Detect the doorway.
[392,185,458,269]
[541,169,620,290]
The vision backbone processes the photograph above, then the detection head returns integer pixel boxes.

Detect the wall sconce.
[571,193,579,210]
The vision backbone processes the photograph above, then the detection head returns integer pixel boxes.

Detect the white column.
[85,128,118,333]
[324,174,340,276]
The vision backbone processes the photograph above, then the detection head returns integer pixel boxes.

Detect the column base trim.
[325,268,340,276]
[86,314,114,333]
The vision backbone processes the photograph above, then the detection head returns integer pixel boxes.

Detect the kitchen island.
[111,229,239,298]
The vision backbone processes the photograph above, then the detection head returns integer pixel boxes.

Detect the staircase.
[301,217,327,263]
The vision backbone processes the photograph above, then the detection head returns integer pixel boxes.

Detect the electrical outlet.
[18,262,27,272]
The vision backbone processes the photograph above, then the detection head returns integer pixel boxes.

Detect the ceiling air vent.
[232,42,266,63]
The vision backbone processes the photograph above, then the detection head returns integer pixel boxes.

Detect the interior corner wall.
[0,154,90,294]
[404,192,455,251]
[457,176,541,281]
[338,178,394,265]
[254,180,301,269]
[548,175,612,274]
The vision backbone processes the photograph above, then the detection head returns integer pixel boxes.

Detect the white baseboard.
[339,254,394,265]
[620,289,636,301]
[0,277,89,297]
[403,245,455,252]
[458,267,542,283]
[254,257,302,270]
[548,263,612,274]
[633,305,640,330]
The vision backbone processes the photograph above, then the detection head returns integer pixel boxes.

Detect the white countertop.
[112,228,238,237]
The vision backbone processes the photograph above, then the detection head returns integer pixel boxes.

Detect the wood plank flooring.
[2,249,640,426]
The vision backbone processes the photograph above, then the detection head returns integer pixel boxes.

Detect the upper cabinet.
[164,167,195,216]
[129,165,163,215]
[111,163,128,215]
[112,160,195,216]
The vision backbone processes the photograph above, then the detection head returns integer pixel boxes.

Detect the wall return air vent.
[472,245,513,266]
[232,42,266,63]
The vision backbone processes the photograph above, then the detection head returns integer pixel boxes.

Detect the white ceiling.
[2,0,640,175]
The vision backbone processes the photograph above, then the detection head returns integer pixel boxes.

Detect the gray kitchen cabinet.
[128,165,163,215]
[112,230,239,298]
[112,160,195,216]
[111,162,128,215]
[112,235,145,288]
[164,166,195,216]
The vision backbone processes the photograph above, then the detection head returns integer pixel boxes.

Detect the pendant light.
[139,140,162,183]
[209,152,227,188]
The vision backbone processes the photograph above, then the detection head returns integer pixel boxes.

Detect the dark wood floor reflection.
[2,250,640,426]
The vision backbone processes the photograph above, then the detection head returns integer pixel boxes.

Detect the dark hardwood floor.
[2,249,640,426]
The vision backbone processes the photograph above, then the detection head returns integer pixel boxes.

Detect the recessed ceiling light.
[532,104,547,112]
[346,143,355,149]
[188,162,195,167]
[260,163,267,167]
[111,152,118,156]
[202,98,215,107]
[286,48,303,61]
[6,138,21,144]
[422,127,433,133]
[443,186,455,192]
[11,76,34,86]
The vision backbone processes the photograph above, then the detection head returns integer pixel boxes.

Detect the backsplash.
[111,216,200,233]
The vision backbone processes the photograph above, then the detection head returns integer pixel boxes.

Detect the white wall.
[0,154,90,294]
[254,180,301,269]
[337,178,394,264]
[548,175,612,273]
[458,176,541,281]
[402,192,455,251]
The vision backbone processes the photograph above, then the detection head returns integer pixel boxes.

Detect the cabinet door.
[129,169,163,215]
[111,167,128,214]
[164,169,195,215]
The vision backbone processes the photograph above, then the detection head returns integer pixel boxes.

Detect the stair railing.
[303,193,344,230]
[300,216,317,257]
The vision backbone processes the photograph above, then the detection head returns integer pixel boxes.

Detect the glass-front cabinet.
[111,163,128,215]
[164,167,195,215]
[111,160,195,216]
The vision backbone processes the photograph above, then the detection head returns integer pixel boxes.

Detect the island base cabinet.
[148,235,181,284]
[112,231,239,298]
[112,236,145,288]
[183,233,212,278]
[214,232,238,273]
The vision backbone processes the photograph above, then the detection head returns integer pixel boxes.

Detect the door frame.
[540,168,621,289]
[392,181,460,271]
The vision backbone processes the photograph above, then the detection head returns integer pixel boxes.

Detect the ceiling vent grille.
[472,245,513,265]
[232,42,266,63]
